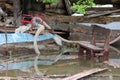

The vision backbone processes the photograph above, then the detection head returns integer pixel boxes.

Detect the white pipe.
[110,35,120,45]
[34,24,45,75]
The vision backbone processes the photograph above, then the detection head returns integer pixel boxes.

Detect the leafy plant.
[43,0,56,5]
[71,0,95,14]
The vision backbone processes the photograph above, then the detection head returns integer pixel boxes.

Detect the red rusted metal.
[21,14,44,26]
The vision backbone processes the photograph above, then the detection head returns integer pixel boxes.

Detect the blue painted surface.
[0,33,55,45]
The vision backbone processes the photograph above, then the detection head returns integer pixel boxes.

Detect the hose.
[34,24,45,76]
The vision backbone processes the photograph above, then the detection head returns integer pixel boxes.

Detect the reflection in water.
[110,46,120,64]
[1,60,53,71]
[82,45,120,80]
[110,46,120,55]
[110,59,120,64]
[109,75,113,80]
[0,45,119,79]
[34,25,45,75]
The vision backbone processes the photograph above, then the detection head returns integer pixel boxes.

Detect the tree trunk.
[13,0,21,27]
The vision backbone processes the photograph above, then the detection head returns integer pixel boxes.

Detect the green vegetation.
[71,0,95,14]
[43,0,56,6]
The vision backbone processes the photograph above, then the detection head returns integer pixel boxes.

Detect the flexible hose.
[34,24,45,75]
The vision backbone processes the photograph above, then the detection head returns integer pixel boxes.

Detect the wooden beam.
[45,15,120,23]
[87,9,120,18]
[13,0,21,27]
[62,68,108,80]
[0,77,21,79]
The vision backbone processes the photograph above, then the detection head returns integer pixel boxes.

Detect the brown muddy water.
[0,45,120,80]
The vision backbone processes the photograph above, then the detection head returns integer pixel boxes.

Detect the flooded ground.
[0,23,120,79]
[0,44,120,80]
[0,2,120,79]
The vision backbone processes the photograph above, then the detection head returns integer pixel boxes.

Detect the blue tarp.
[0,33,55,45]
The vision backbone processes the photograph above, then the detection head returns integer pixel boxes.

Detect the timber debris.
[86,9,120,18]
[62,68,108,80]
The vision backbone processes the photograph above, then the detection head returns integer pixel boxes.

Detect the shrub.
[71,0,95,14]
[43,0,56,5]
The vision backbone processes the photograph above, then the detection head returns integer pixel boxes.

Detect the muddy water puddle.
[0,46,120,80]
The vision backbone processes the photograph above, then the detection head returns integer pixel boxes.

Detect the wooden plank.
[87,9,120,18]
[79,42,103,51]
[28,29,52,34]
[0,77,21,79]
[93,25,111,36]
[0,76,49,80]
[62,68,108,80]
[13,0,21,27]
[45,15,120,23]
[0,26,16,32]
[28,29,67,35]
